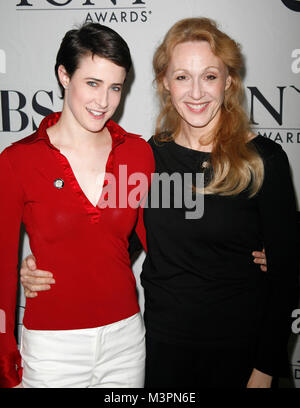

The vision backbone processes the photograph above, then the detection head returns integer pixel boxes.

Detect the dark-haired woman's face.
[60,54,126,134]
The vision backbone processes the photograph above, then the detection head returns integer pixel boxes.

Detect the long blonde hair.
[153,17,264,197]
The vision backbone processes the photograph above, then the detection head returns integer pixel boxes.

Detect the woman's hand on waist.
[20,254,55,298]
[252,248,267,272]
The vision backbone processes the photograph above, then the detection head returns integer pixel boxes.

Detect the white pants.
[20,313,145,388]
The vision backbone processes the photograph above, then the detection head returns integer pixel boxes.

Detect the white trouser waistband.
[20,313,145,388]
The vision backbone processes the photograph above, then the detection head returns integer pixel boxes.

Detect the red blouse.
[0,112,154,387]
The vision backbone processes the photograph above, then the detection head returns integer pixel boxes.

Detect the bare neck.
[47,110,110,151]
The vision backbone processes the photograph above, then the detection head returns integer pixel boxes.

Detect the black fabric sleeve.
[254,143,300,377]
[128,230,143,259]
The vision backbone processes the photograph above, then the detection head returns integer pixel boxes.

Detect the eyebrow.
[84,77,124,86]
[172,65,221,72]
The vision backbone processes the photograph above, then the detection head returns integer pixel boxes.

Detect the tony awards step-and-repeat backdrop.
[0,0,300,387]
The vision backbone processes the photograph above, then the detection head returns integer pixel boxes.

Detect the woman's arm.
[253,141,300,379]
[20,246,268,297]
[20,210,147,295]
[0,149,24,388]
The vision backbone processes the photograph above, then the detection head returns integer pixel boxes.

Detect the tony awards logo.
[16,0,150,24]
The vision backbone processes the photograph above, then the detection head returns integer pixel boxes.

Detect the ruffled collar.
[22,112,129,224]
[20,112,127,151]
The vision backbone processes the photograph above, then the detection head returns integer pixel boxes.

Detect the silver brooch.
[54,178,64,189]
[201,161,210,169]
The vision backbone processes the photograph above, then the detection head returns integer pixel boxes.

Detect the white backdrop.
[0,0,299,387]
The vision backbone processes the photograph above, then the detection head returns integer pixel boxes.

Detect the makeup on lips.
[86,108,107,119]
[185,102,210,114]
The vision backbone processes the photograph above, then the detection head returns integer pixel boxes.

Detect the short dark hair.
[55,23,132,98]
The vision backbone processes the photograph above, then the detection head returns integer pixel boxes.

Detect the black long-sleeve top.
[140,135,300,377]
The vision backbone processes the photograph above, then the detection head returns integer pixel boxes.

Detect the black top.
[140,135,299,377]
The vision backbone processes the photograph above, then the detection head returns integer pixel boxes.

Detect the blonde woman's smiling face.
[163,41,232,134]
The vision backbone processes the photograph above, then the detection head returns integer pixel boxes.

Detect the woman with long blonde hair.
[140,17,299,388]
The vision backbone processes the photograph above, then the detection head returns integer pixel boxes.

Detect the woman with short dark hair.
[0,23,154,388]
